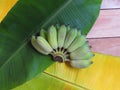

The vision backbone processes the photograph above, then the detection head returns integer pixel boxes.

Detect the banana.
[63,28,77,49]
[48,25,58,49]
[31,25,94,69]
[58,25,67,48]
[70,44,90,60]
[77,29,81,35]
[37,36,53,54]
[68,31,87,52]
[79,52,94,60]
[31,36,49,55]
[66,25,70,33]
[70,59,92,68]
[40,29,47,40]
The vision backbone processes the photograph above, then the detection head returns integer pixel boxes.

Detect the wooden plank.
[87,38,120,57]
[101,0,120,9]
[87,9,120,38]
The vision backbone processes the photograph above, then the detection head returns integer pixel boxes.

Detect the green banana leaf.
[14,73,87,90]
[0,0,101,89]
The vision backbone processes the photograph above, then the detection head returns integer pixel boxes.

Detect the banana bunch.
[31,25,94,68]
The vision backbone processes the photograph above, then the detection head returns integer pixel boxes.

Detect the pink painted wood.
[88,38,120,57]
[86,0,120,56]
[101,0,120,9]
[87,9,120,38]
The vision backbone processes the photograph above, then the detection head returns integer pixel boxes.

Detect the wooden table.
[87,0,120,57]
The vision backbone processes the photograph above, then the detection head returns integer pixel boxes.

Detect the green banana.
[70,44,90,60]
[66,25,70,33]
[48,25,58,49]
[79,52,94,60]
[70,60,92,68]
[68,31,87,52]
[37,36,53,54]
[58,25,67,48]
[63,28,77,49]
[74,29,81,36]
[31,36,49,55]
[31,25,94,69]
[40,29,47,40]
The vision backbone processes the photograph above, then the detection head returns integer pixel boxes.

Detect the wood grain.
[87,9,120,56]
[86,9,120,56]
[87,9,120,38]
[101,0,120,9]
[88,38,120,57]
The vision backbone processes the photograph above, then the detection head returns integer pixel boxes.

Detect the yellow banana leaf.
[0,0,17,22]
[13,53,120,90]
[1,0,120,90]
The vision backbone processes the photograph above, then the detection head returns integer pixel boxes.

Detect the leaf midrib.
[43,72,90,90]
[0,0,72,71]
